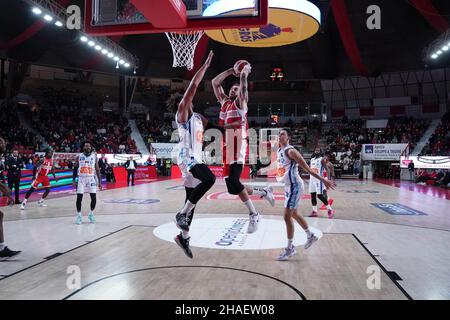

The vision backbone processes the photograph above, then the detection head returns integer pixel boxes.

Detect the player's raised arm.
[287,149,336,190]
[178,51,214,123]
[238,64,251,107]
[212,67,235,105]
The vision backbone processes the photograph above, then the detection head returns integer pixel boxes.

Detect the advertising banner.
[362,144,408,161]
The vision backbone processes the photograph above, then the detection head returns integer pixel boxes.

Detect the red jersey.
[36,157,53,177]
[219,99,249,164]
[219,99,248,138]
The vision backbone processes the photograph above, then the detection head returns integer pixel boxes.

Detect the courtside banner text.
[362,144,408,161]
[400,156,450,169]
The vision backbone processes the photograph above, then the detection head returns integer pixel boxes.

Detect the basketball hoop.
[165,31,204,70]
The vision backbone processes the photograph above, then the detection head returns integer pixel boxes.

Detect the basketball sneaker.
[37,199,47,207]
[88,212,96,223]
[20,202,26,210]
[276,246,297,261]
[174,212,190,231]
[304,233,319,250]
[262,186,275,207]
[0,247,21,258]
[174,233,193,259]
[247,212,261,234]
[309,211,318,217]
[328,209,335,219]
[75,213,82,225]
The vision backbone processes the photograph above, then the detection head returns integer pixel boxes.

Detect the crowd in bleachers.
[420,112,450,156]
[29,109,137,154]
[0,105,38,154]
[136,118,174,152]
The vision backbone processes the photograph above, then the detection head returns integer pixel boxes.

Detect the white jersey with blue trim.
[276,144,302,185]
[310,156,324,183]
[176,111,204,173]
[77,153,97,177]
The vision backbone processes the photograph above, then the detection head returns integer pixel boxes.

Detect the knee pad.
[225,177,244,195]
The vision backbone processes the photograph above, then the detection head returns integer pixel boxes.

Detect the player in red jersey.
[212,62,274,234]
[20,148,58,210]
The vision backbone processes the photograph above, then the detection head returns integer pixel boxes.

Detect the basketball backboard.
[84,0,269,36]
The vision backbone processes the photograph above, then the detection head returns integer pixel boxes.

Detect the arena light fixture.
[95,45,102,51]
[101,49,108,55]
[55,21,63,27]
[113,56,120,61]
[43,14,53,22]
[431,54,438,59]
[116,62,119,69]
[80,36,88,42]
[88,41,95,47]
[437,50,443,55]
[107,52,114,58]
[32,7,42,15]
[119,59,125,65]
[124,63,130,68]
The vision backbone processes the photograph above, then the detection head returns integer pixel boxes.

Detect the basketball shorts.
[77,176,97,194]
[284,180,304,209]
[309,178,325,194]
[32,175,50,189]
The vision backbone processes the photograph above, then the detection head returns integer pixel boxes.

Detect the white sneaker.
[277,246,297,261]
[304,233,319,250]
[262,186,275,207]
[247,212,261,234]
[75,214,82,225]
[37,200,47,207]
[20,203,25,210]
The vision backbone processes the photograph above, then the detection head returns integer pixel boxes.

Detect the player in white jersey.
[276,129,335,261]
[309,147,335,218]
[172,51,216,258]
[72,142,102,225]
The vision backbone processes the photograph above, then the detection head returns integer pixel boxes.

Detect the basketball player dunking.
[173,51,216,258]
[276,129,336,261]
[212,62,274,234]
[0,137,21,258]
[309,147,335,218]
[21,148,58,210]
[72,143,102,225]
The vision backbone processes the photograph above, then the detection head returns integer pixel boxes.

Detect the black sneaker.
[174,212,190,231]
[174,233,193,259]
[0,247,21,258]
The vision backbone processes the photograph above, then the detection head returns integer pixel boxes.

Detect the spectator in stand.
[5,150,24,204]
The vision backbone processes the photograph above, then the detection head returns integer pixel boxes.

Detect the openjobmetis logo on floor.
[153,217,322,250]
[215,218,248,247]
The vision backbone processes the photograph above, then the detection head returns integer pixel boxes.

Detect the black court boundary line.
[1,226,411,300]
[0,225,134,281]
[62,265,305,300]
[351,234,413,300]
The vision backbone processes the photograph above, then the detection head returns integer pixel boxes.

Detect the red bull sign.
[204,0,321,47]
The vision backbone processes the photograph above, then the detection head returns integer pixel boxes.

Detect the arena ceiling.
[1,0,450,80]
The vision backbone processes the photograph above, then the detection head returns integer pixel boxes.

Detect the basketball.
[233,60,250,75]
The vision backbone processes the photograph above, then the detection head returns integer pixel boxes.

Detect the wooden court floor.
[0,178,449,300]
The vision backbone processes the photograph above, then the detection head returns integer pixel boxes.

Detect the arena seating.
[420,112,450,156]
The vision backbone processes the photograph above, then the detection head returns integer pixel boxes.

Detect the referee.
[5,150,24,204]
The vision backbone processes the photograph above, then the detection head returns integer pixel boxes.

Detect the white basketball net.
[165,31,204,70]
